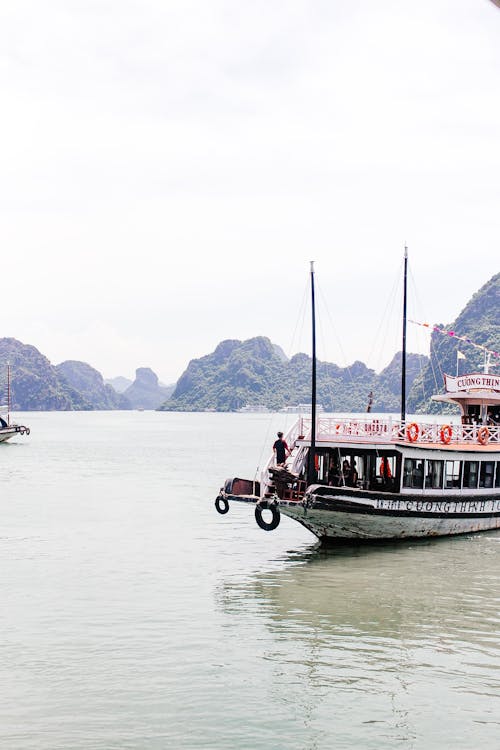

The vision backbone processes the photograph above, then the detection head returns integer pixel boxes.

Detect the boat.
[280,403,325,413]
[214,255,500,542]
[237,404,270,413]
[0,365,30,443]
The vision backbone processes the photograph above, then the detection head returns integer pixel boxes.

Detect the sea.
[1,410,499,750]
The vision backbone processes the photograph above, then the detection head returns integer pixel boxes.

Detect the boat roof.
[432,391,500,406]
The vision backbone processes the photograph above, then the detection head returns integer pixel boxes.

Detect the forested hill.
[408,272,500,413]
[159,337,427,413]
[0,339,90,410]
[56,360,129,410]
[0,339,160,411]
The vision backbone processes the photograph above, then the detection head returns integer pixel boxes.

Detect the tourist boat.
[214,255,500,542]
[0,365,30,443]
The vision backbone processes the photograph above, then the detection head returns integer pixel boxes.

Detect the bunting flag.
[409,320,500,359]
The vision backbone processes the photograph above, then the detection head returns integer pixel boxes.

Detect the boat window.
[341,454,363,488]
[444,460,461,490]
[467,405,481,423]
[479,462,494,489]
[353,455,363,487]
[314,451,329,483]
[326,449,401,492]
[463,461,479,489]
[496,462,500,489]
[325,453,341,485]
[425,460,443,490]
[403,458,424,489]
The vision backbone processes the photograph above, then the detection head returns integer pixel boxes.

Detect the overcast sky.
[1,0,499,383]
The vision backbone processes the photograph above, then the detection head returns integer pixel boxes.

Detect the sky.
[1,0,499,384]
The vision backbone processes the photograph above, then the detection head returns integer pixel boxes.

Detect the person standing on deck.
[273,432,291,466]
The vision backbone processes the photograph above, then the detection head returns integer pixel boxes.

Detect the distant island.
[159,271,499,414]
[158,338,427,413]
[0,271,497,412]
[0,341,173,411]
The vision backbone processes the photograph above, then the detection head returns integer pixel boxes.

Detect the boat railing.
[294,416,500,446]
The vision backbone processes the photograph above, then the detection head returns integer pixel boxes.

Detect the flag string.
[408,320,500,359]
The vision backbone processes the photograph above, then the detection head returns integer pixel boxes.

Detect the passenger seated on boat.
[327,457,341,486]
[326,456,342,487]
[348,461,359,487]
[341,459,351,485]
[379,457,393,489]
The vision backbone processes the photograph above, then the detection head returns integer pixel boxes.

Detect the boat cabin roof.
[432,372,500,414]
[432,390,500,407]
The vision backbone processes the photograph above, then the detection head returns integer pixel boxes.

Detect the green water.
[1,411,499,749]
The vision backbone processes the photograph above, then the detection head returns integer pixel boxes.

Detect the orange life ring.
[440,424,453,445]
[406,422,419,442]
[478,426,489,445]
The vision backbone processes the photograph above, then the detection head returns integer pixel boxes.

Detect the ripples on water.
[0,412,499,749]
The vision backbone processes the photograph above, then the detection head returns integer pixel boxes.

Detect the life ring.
[406,422,419,442]
[478,426,489,445]
[440,424,453,445]
[255,500,281,531]
[215,495,229,515]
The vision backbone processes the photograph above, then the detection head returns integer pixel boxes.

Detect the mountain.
[158,336,427,413]
[57,361,131,410]
[377,352,429,412]
[0,338,169,411]
[408,272,500,413]
[0,338,89,410]
[123,367,174,409]
[106,376,133,393]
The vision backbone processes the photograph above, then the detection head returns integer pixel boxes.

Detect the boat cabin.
[289,445,500,497]
[433,372,500,426]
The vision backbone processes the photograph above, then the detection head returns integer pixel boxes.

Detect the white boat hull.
[0,428,19,443]
[280,490,500,541]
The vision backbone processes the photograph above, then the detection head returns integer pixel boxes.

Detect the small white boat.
[280,403,325,413]
[0,421,30,443]
[0,365,30,443]
[215,256,500,543]
[237,405,270,413]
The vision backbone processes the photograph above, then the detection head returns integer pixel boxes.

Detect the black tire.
[215,495,229,515]
[255,500,280,531]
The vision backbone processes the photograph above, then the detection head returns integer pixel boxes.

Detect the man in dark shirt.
[273,431,290,465]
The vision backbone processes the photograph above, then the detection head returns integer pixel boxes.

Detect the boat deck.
[290,416,500,449]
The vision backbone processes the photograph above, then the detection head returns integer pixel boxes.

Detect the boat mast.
[401,245,408,423]
[307,261,317,484]
[7,362,10,426]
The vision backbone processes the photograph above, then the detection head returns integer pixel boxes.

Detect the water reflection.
[216,533,500,748]
[221,533,500,646]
